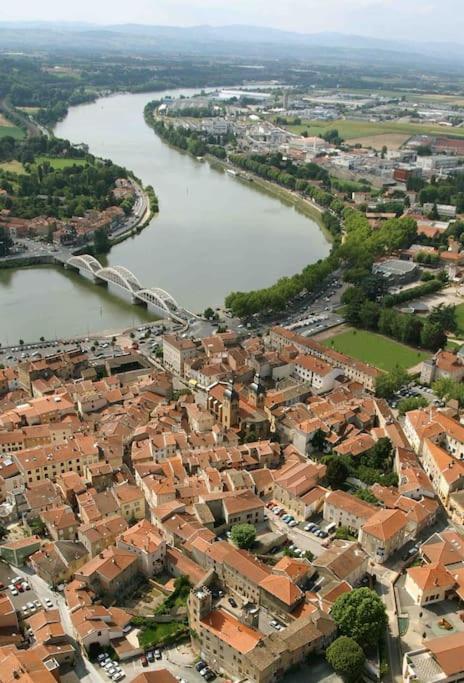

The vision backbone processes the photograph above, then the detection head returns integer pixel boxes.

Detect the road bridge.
[66,254,195,324]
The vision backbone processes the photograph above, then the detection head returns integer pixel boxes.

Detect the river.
[0,88,329,345]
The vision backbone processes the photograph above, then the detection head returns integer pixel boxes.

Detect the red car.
[141,655,148,667]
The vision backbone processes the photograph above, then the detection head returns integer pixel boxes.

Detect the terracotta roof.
[427,632,464,676]
[361,508,407,541]
[200,608,261,654]
[407,563,456,591]
[259,574,303,605]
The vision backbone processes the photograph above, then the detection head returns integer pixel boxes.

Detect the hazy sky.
[1,0,462,42]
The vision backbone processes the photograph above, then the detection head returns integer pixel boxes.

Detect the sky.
[1,0,462,43]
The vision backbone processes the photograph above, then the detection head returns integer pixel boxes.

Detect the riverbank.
[146,110,332,241]
[205,154,332,241]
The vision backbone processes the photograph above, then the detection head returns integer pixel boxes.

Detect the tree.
[361,437,392,470]
[231,523,256,549]
[203,307,217,320]
[311,428,327,453]
[326,636,366,682]
[420,320,447,351]
[94,228,111,254]
[375,366,409,399]
[331,587,388,649]
[398,396,428,415]
[324,456,348,489]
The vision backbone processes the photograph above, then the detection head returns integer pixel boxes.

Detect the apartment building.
[13,435,99,485]
[323,490,376,532]
[222,490,265,527]
[163,335,199,375]
[75,547,139,597]
[421,439,464,506]
[405,564,456,606]
[292,354,342,394]
[269,327,379,391]
[403,632,464,683]
[359,508,408,564]
[117,519,166,576]
[273,461,327,521]
[78,515,128,558]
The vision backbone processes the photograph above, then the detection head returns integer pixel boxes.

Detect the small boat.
[226,169,237,176]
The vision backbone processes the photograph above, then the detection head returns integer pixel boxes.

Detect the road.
[14,565,105,683]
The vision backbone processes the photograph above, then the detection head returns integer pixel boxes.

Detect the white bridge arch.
[66,254,194,323]
[67,254,102,275]
[96,265,142,293]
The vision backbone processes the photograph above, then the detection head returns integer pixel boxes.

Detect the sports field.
[323,329,429,371]
[286,118,464,141]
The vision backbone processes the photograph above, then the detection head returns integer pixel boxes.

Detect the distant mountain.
[0,21,462,66]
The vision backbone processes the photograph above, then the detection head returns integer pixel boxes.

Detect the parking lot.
[0,561,54,620]
[265,506,332,558]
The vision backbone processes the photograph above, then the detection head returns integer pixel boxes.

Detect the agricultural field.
[348,133,410,151]
[0,160,26,174]
[323,329,429,371]
[0,125,24,140]
[285,118,464,142]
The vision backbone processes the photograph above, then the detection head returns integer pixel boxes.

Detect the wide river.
[0,89,329,345]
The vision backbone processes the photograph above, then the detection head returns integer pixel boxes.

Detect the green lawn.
[323,329,429,371]
[454,303,464,338]
[0,125,24,140]
[138,621,186,648]
[285,118,464,140]
[35,156,90,169]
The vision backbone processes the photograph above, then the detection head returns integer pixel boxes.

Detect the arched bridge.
[67,254,194,323]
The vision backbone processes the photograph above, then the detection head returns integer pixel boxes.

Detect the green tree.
[323,456,348,489]
[94,228,111,254]
[203,307,217,320]
[331,588,388,649]
[311,428,327,453]
[231,523,256,549]
[375,366,409,399]
[326,636,366,682]
[420,320,447,351]
[361,437,392,470]
[398,396,428,415]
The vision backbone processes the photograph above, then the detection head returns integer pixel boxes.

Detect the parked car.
[147,651,154,662]
[288,520,298,527]
[154,649,162,660]
[196,661,207,672]
[228,597,237,608]
[304,523,316,532]
[97,654,107,663]
[141,655,148,667]
[311,527,321,535]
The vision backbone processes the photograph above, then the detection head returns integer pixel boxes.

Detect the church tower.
[222,380,239,428]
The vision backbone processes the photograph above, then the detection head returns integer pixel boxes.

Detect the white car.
[45,599,53,608]
[11,588,18,596]
[288,520,298,527]
[33,600,41,609]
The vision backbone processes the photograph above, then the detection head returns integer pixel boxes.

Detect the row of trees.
[327,588,388,681]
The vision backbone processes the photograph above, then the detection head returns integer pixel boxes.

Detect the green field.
[285,118,464,141]
[0,160,26,174]
[323,329,429,371]
[0,125,25,140]
[35,156,90,169]
[454,303,464,338]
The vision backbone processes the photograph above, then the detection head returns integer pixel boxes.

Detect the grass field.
[35,156,89,169]
[285,118,464,141]
[0,125,24,140]
[454,303,464,338]
[323,329,429,371]
[138,621,186,648]
[0,160,26,174]
[348,133,410,151]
